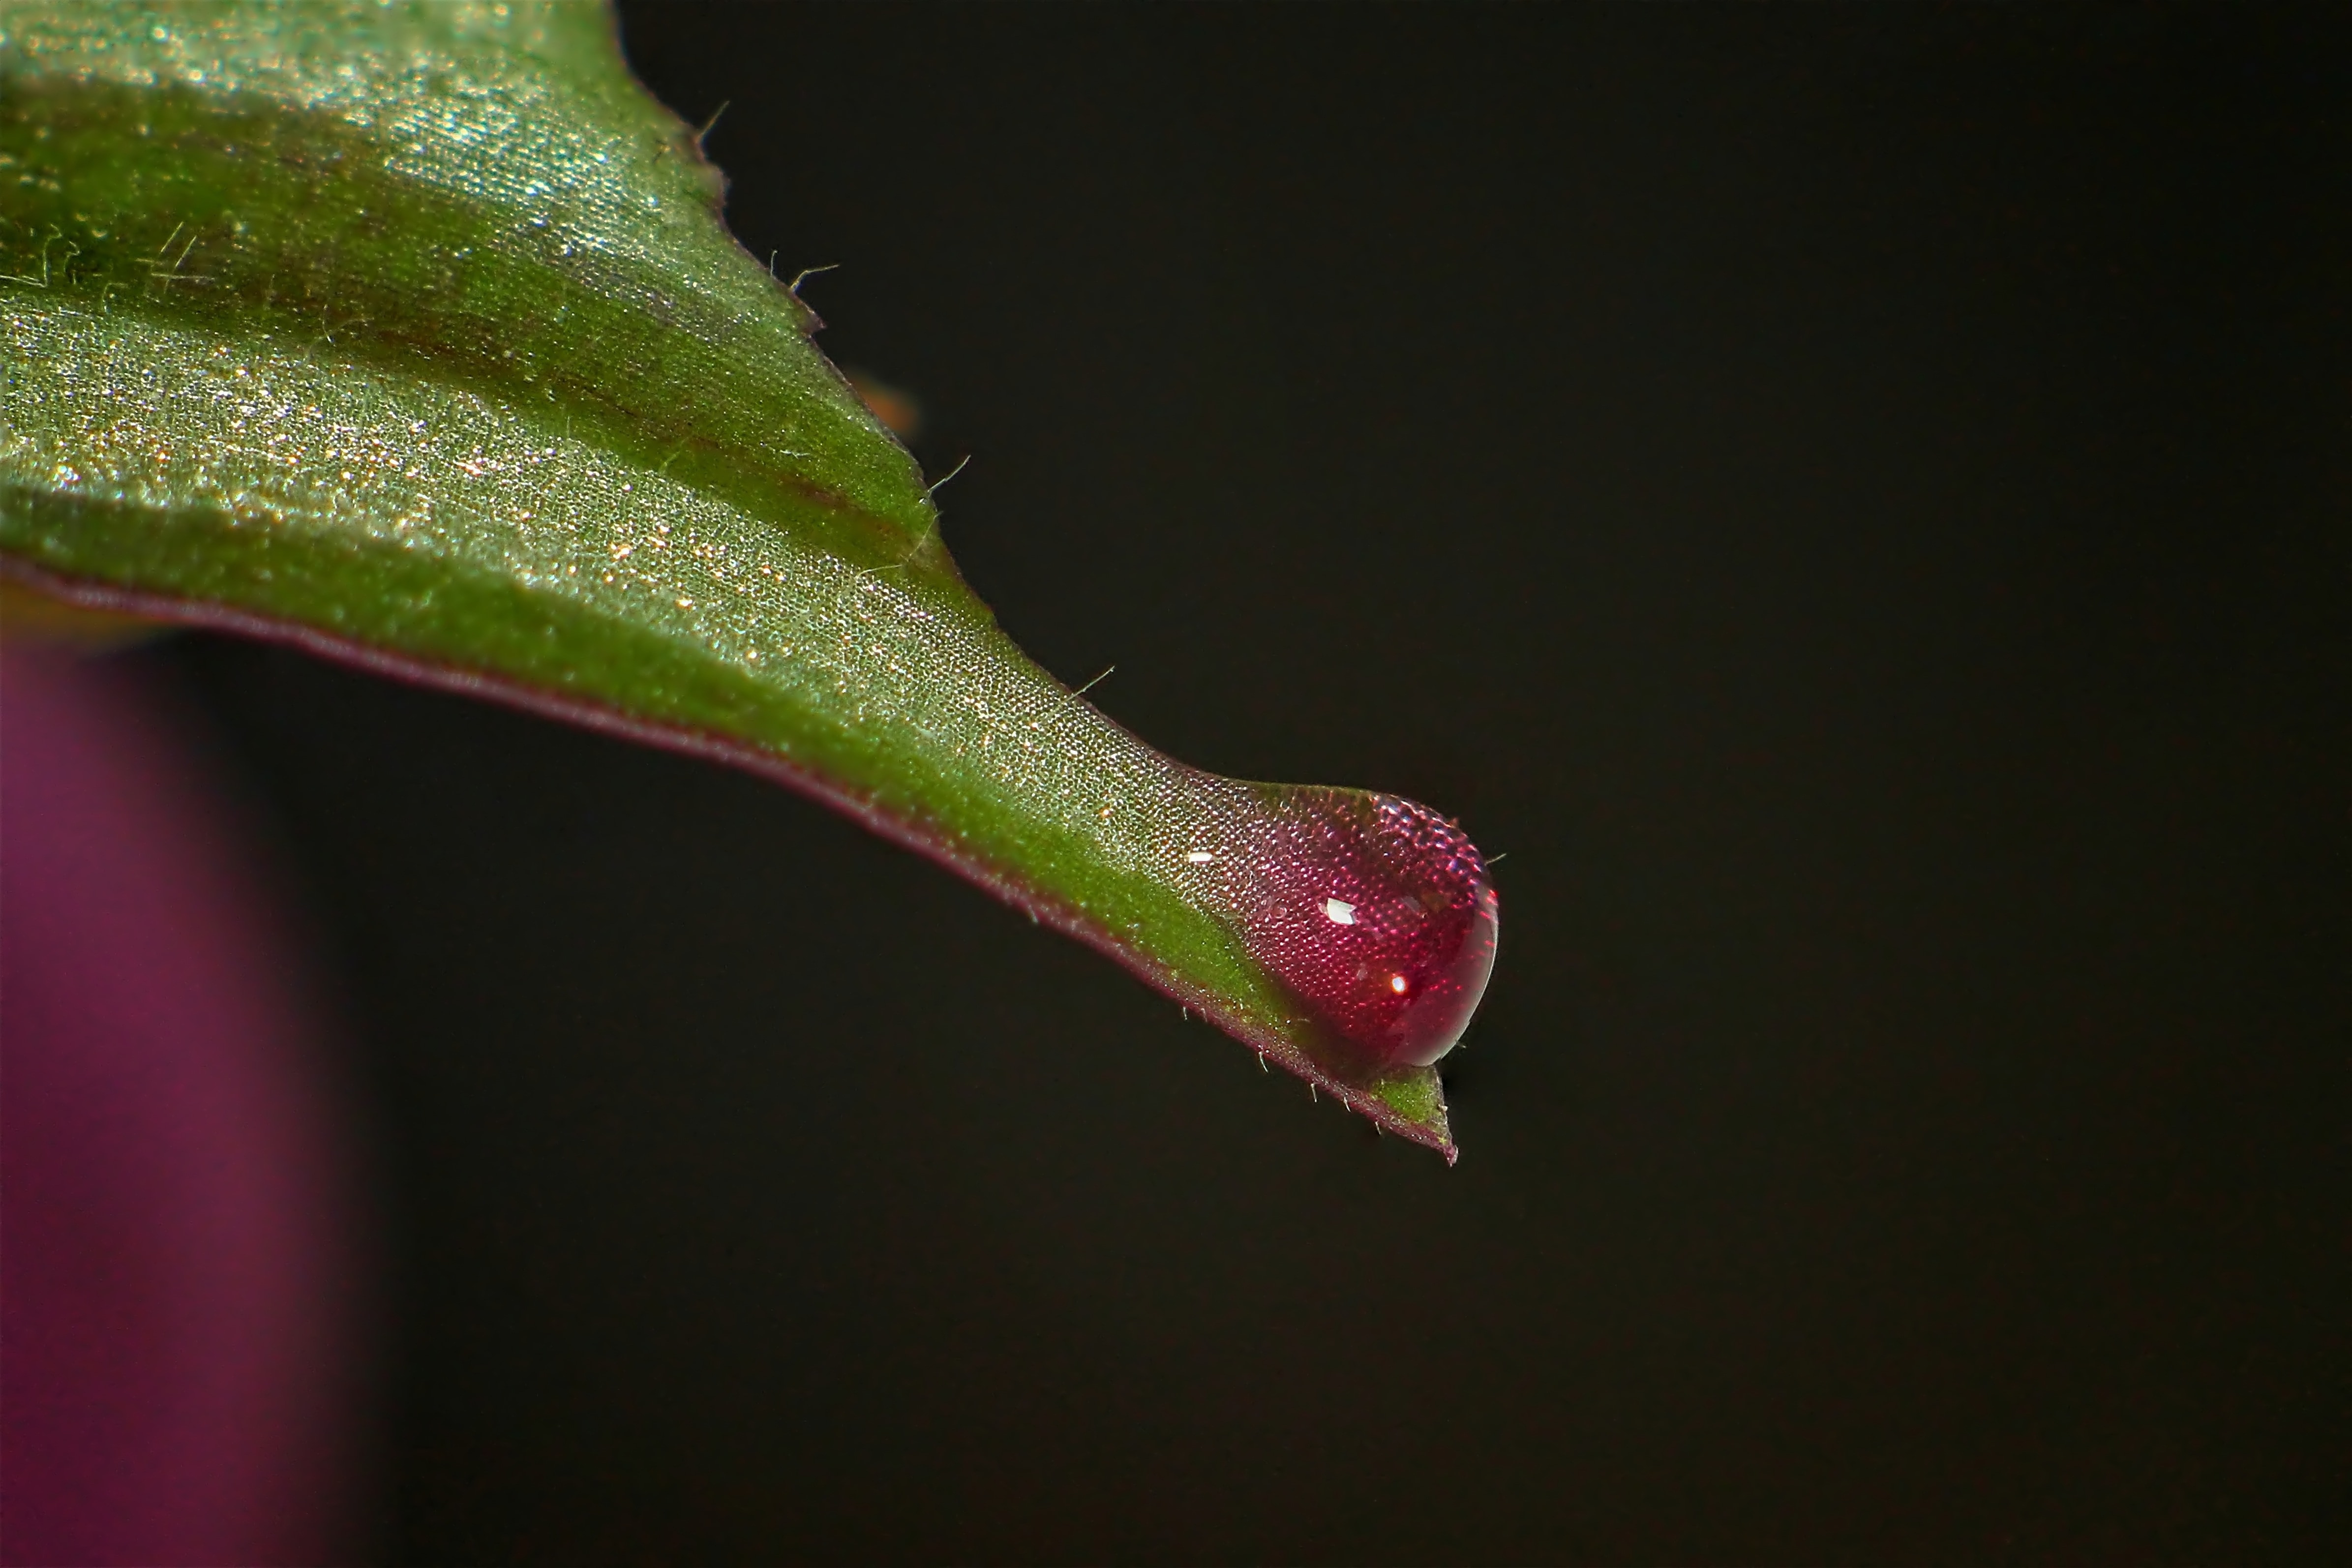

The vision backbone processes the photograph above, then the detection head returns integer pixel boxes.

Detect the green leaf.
[0,0,1496,1158]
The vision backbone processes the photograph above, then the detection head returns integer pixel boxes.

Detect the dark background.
[149,4,2344,1562]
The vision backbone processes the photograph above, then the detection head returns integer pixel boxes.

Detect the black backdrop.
[154,4,2345,1562]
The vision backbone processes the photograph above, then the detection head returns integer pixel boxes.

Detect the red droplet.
[1238,789,1499,1071]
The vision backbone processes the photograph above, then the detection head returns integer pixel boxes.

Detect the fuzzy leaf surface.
[0,1,1490,1155]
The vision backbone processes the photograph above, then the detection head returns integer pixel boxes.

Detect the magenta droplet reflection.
[1237,789,1499,1071]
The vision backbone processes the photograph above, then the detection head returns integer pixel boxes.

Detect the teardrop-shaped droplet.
[1225,788,1499,1072]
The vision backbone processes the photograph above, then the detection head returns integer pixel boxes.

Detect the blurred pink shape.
[2,650,365,1567]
